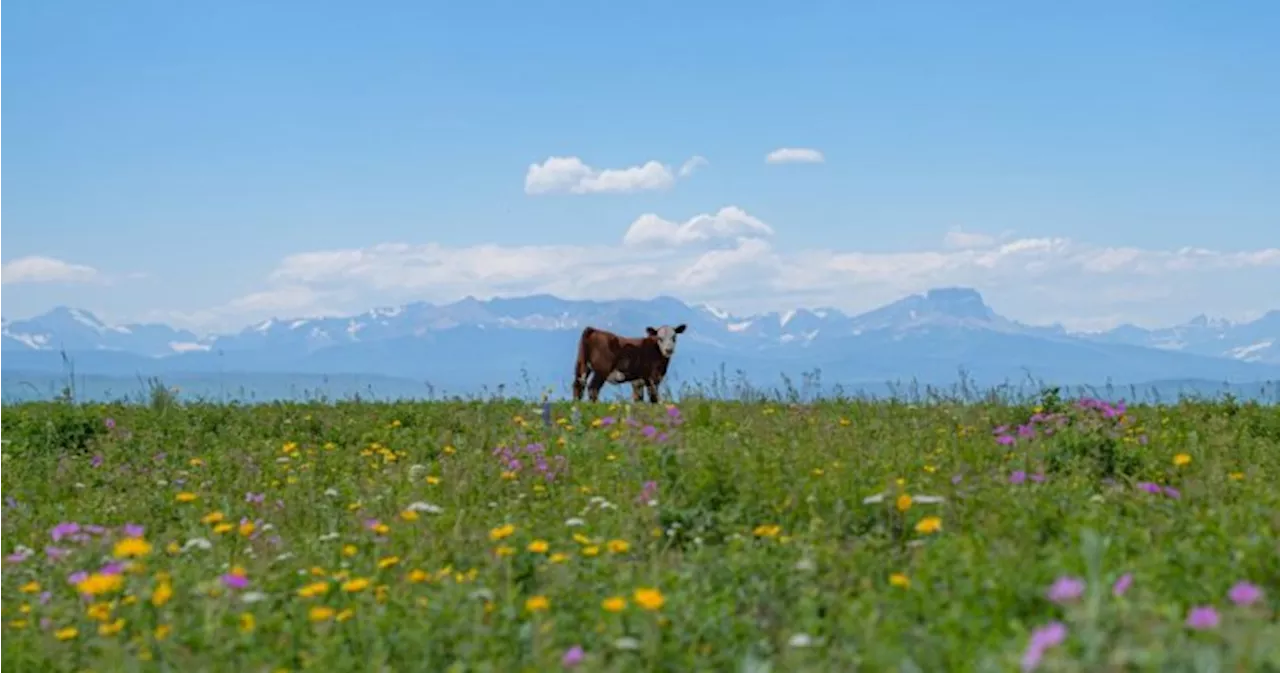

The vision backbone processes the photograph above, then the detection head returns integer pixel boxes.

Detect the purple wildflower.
[99,562,125,576]
[5,549,32,564]
[91,454,104,468]
[5,496,18,509]
[221,573,250,590]
[1020,621,1067,672]
[1017,424,1036,438]
[599,416,616,427]
[1185,605,1220,630]
[562,645,585,668]
[51,522,80,542]
[104,417,116,430]
[1010,471,1027,485]
[1030,472,1046,483]
[68,571,88,585]
[951,474,964,485]
[83,524,107,535]
[1136,482,1161,494]
[1046,576,1085,603]
[996,434,1015,446]
[1228,581,1262,606]
[363,518,382,531]
[637,480,659,504]
[45,546,70,561]
[122,523,144,538]
[1162,486,1181,499]
[245,492,266,505]
[38,591,52,605]
[641,425,657,439]
[994,425,1009,435]
[1112,573,1133,597]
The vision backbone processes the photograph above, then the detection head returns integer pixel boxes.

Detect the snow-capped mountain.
[4,288,1278,391]
[1084,311,1280,364]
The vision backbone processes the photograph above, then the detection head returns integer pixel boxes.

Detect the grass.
[1,389,1278,672]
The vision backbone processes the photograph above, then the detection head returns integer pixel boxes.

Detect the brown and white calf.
[572,324,687,403]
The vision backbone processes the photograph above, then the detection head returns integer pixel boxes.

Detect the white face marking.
[655,325,679,358]
[607,371,627,383]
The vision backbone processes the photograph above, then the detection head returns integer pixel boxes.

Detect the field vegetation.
[2,385,1278,671]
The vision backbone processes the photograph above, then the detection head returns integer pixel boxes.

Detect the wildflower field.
[2,392,1278,672]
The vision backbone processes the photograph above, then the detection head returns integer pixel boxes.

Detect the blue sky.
[4,0,1279,333]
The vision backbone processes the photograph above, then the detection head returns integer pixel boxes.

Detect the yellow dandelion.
[175,492,198,503]
[377,556,401,570]
[602,596,627,612]
[839,418,851,426]
[342,545,358,557]
[753,524,781,538]
[238,520,256,537]
[189,458,205,467]
[86,602,113,621]
[19,581,40,594]
[98,618,125,636]
[9,619,28,629]
[607,539,631,554]
[426,475,442,485]
[308,606,335,622]
[890,573,911,588]
[55,626,79,641]
[633,587,665,611]
[500,470,517,480]
[527,540,550,554]
[406,569,429,584]
[341,578,370,593]
[896,494,913,512]
[572,533,593,545]
[525,595,550,613]
[549,552,570,564]
[165,541,180,555]
[201,511,225,525]
[336,608,355,622]
[297,582,329,598]
[495,545,516,557]
[400,509,420,522]
[153,624,171,640]
[489,524,516,541]
[77,573,124,597]
[213,523,234,534]
[114,537,153,559]
[371,523,390,535]
[151,581,173,607]
[1174,453,1192,467]
[915,516,942,534]
[582,545,600,557]
[1229,471,1244,481]
[238,612,255,633]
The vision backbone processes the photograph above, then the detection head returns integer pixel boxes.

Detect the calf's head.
[645,323,687,358]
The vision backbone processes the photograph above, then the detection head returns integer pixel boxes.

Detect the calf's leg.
[587,371,608,402]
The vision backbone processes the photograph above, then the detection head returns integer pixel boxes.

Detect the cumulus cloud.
[524,155,705,195]
[622,206,774,249]
[1,256,103,285]
[943,227,997,250]
[765,147,825,164]
[180,214,1280,332]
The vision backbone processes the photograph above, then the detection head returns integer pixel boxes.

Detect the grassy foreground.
[2,393,1278,672]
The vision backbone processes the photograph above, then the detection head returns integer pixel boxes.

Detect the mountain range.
[3,288,1279,399]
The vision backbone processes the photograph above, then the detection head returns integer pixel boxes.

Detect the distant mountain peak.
[920,287,994,321]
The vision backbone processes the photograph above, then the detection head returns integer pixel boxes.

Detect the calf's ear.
[674,324,687,334]
[646,326,659,337]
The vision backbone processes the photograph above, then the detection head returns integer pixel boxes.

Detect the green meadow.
[2,391,1277,672]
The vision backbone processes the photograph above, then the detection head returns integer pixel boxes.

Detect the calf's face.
[646,323,687,358]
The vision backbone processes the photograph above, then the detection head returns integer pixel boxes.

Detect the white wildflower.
[182,537,213,552]
[614,637,641,651]
[405,501,443,515]
[240,591,267,604]
[788,633,814,648]
[565,517,586,527]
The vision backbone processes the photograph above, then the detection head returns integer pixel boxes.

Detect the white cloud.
[942,228,997,250]
[765,147,825,164]
[622,206,774,249]
[181,216,1280,333]
[1,256,103,285]
[678,155,709,178]
[524,155,707,195]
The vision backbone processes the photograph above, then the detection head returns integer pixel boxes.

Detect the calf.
[572,323,687,403]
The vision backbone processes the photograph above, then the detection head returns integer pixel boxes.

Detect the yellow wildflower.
[151,581,173,607]
[633,587,665,611]
[98,619,125,636]
[489,524,516,541]
[753,524,781,538]
[525,595,550,612]
[400,509,420,522]
[201,511,225,525]
[165,541,180,555]
[342,545,358,557]
[1174,453,1192,467]
[527,540,550,554]
[607,539,631,554]
[406,569,429,584]
[297,582,329,598]
[890,573,910,588]
[213,523,234,535]
[582,545,600,557]
[341,578,370,593]
[308,606,335,622]
[19,581,40,594]
[239,612,255,633]
[77,573,124,596]
[113,538,153,559]
[549,552,570,564]
[915,516,943,534]
[153,624,171,640]
[426,475,442,485]
[602,596,627,612]
[378,556,401,570]
[86,603,113,621]
[1229,472,1244,481]
[175,492,197,503]
[55,626,79,641]
[896,494,913,512]
[336,608,355,622]
[238,520,256,537]
[495,545,515,557]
